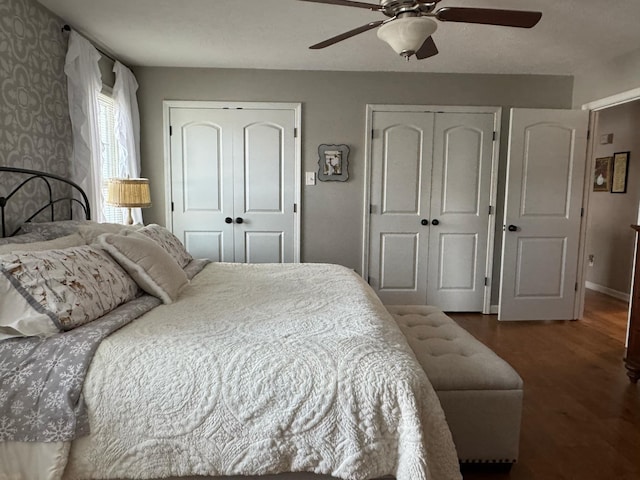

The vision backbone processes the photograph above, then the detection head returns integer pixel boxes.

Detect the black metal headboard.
[0,166,91,237]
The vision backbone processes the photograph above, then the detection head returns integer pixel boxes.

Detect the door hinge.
[581,207,584,217]
[488,205,493,215]
[293,203,297,213]
[294,128,298,138]
[587,129,591,140]
[171,202,174,212]
[371,129,376,139]
[492,131,497,141]
[575,282,578,292]
[370,204,375,214]
[169,125,173,136]
[484,277,489,286]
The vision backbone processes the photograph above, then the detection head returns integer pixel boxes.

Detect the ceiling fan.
[299,0,542,60]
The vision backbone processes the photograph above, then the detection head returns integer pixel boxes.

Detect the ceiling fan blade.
[309,20,384,49]
[435,7,542,28]
[298,0,380,10]
[415,36,438,59]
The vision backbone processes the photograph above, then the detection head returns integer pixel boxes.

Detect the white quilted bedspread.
[63,263,461,480]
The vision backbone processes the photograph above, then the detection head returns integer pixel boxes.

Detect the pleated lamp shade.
[106,178,151,224]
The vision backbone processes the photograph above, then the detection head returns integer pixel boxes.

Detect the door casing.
[579,86,640,330]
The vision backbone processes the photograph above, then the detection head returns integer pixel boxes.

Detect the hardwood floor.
[449,289,640,480]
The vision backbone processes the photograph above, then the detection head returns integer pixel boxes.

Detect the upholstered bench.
[387,305,523,467]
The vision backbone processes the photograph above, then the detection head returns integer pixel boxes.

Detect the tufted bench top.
[388,305,523,392]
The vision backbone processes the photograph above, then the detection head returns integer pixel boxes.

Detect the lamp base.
[125,207,134,225]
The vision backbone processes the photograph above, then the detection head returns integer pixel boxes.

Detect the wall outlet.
[588,254,595,266]
[305,171,316,186]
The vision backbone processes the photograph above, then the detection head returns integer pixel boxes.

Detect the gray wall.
[585,101,640,294]
[0,0,72,235]
[134,67,573,303]
[573,47,640,107]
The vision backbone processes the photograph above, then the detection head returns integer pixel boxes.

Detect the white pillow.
[0,245,140,340]
[126,224,193,268]
[98,233,188,304]
[0,233,85,255]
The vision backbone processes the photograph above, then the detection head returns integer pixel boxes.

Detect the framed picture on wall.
[593,156,612,192]
[318,144,349,182]
[611,151,630,193]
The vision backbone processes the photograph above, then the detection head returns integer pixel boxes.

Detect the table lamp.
[106,177,151,225]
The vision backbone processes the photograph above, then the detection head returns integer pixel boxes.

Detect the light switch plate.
[599,133,614,144]
[305,171,316,186]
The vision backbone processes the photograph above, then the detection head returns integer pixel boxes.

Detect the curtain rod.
[61,24,119,65]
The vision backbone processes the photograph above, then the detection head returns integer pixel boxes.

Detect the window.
[97,91,124,224]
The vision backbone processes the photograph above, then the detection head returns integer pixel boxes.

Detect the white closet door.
[427,113,495,311]
[233,109,296,263]
[170,108,234,261]
[368,111,435,304]
[169,105,298,263]
[499,108,588,320]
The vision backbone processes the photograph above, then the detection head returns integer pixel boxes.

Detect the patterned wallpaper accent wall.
[0,0,72,235]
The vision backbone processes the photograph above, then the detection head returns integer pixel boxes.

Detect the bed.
[0,168,461,480]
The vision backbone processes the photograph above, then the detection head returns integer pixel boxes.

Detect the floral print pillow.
[131,224,193,268]
[0,245,140,338]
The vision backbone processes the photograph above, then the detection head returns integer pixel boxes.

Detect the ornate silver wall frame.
[317,144,349,182]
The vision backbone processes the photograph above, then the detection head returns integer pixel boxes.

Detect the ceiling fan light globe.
[377,17,437,57]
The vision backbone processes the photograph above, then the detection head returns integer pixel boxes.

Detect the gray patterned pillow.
[20,220,96,239]
[20,220,139,241]
[0,232,46,246]
[0,233,85,255]
[127,224,193,268]
[0,245,140,339]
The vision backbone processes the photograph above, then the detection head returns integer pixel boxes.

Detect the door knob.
[225,217,233,224]
[508,224,518,232]
[421,219,429,226]
[431,219,440,226]
[235,217,244,224]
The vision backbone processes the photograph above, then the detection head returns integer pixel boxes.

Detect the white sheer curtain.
[64,31,105,222]
[112,61,143,225]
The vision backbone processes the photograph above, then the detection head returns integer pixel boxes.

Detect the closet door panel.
[233,110,296,263]
[428,113,494,311]
[368,111,434,304]
[170,108,234,262]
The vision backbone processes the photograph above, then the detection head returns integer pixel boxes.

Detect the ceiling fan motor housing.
[379,0,438,17]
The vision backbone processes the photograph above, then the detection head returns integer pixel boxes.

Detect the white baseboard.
[585,281,630,302]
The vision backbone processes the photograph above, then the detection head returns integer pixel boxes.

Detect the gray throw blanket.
[0,295,161,442]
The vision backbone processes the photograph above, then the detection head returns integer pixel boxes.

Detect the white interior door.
[170,108,234,261]
[427,113,495,311]
[233,109,296,263]
[499,108,589,320]
[169,104,298,263]
[368,111,435,304]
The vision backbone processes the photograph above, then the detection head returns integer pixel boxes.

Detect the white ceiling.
[38,0,640,75]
